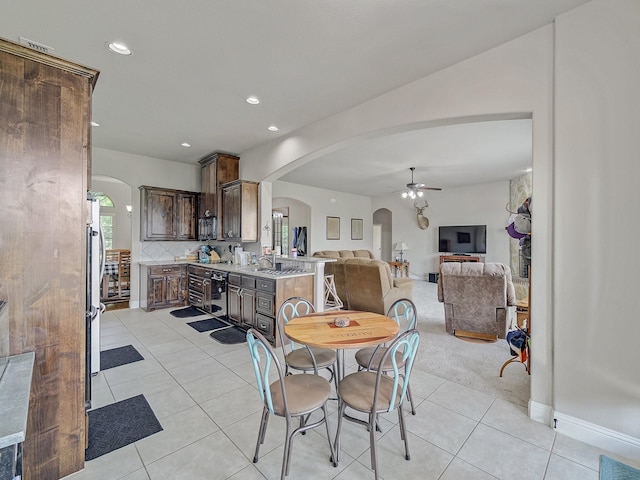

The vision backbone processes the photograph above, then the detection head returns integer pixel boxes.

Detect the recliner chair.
[437,262,516,339]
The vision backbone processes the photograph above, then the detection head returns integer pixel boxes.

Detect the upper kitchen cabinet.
[0,38,98,479]
[140,186,198,241]
[199,152,240,218]
[221,180,259,243]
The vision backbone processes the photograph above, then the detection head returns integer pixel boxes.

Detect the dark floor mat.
[100,345,144,370]
[86,394,162,461]
[187,317,230,333]
[170,306,207,318]
[209,326,247,345]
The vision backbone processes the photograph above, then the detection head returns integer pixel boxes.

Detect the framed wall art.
[351,218,363,240]
[326,216,340,240]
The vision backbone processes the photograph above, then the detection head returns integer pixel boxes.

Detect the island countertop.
[0,351,35,449]
[138,259,329,280]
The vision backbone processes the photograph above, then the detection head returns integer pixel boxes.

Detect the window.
[94,193,115,249]
[100,214,114,249]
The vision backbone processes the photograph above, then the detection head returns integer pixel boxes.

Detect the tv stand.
[440,255,482,263]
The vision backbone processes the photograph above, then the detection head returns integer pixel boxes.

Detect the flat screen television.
[438,225,487,254]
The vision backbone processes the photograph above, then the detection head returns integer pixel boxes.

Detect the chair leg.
[282,419,293,480]
[397,405,411,461]
[321,404,337,467]
[334,401,347,464]
[253,407,270,463]
[369,412,380,480]
[407,382,416,415]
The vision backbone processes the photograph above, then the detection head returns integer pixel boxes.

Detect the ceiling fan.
[401,167,442,199]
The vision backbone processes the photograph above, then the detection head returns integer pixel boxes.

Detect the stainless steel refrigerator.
[85,197,105,408]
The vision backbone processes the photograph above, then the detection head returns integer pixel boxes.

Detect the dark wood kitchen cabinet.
[227,272,313,346]
[199,152,239,239]
[140,186,198,241]
[221,180,259,242]
[0,38,98,479]
[145,264,187,311]
[227,273,256,329]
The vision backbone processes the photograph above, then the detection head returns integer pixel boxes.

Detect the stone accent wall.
[509,172,532,299]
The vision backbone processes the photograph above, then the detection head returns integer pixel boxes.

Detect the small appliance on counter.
[198,246,210,263]
[198,216,217,241]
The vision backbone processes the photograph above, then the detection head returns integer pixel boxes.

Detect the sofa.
[437,262,516,339]
[312,250,413,314]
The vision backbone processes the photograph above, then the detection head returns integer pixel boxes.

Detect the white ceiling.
[2,0,588,197]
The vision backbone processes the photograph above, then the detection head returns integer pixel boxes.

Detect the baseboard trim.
[553,411,640,461]
[529,399,553,425]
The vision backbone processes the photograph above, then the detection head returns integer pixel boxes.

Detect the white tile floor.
[65,306,610,480]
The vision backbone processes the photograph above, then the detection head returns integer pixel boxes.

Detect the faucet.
[257,254,276,268]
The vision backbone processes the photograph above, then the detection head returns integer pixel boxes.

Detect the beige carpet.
[411,280,530,407]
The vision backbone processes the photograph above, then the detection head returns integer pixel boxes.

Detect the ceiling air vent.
[19,37,54,54]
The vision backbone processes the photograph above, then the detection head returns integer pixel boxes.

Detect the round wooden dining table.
[284,310,399,380]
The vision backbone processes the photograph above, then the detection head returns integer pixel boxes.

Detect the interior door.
[372,224,382,259]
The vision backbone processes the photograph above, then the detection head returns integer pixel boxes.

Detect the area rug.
[86,394,162,461]
[187,317,230,333]
[209,326,247,345]
[100,345,144,370]
[411,280,530,407]
[600,455,640,479]
[170,305,207,318]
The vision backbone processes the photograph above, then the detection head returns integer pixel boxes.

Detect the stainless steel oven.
[188,266,227,317]
[210,271,227,317]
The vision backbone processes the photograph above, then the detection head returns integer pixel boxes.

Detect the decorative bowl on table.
[334,316,350,327]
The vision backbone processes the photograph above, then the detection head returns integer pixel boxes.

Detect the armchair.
[344,258,413,315]
[437,262,516,339]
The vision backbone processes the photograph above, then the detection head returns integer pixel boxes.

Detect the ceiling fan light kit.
[400,167,442,199]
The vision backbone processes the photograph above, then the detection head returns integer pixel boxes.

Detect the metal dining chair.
[335,329,421,480]
[354,298,418,414]
[246,328,336,480]
[276,296,338,392]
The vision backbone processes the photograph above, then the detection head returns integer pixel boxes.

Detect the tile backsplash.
[139,241,240,262]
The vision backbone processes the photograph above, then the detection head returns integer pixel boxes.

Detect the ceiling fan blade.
[418,186,442,191]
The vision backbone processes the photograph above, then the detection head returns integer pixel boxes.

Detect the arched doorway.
[373,208,392,261]
[272,197,311,256]
[92,175,132,309]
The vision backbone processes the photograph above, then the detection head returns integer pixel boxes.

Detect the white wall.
[553,0,640,454]
[272,181,373,254]
[373,180,511,279]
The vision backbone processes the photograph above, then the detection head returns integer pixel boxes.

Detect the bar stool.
[323,274,343,311]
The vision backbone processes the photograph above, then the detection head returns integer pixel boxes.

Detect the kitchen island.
[139,256,335,346]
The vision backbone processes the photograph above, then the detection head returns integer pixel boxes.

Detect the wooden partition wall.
[0,38,98,479]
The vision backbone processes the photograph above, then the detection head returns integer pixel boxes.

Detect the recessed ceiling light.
[267,125,279,132]
[91,121,100,127]
[246,96,260,105]
[181,143,191,147]
[107,42,132,55]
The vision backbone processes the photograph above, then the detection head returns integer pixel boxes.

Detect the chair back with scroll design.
[246,328,336,479]
[335,329,420,480]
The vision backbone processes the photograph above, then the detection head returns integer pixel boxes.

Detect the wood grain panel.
[0,38,98,480]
